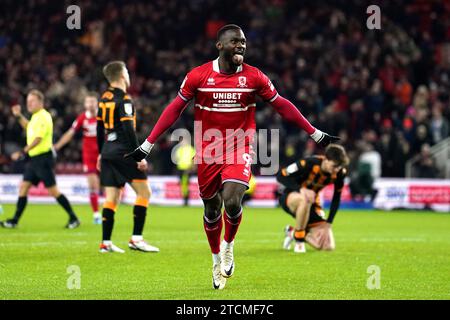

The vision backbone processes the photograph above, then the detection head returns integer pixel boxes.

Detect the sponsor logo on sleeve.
[124,103,133,115]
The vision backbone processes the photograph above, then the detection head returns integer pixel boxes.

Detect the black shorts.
[278,190,326,227]
[23,151,56,187]
[100,157,147,187]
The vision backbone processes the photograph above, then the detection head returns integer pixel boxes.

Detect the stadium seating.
[0,0,448,177]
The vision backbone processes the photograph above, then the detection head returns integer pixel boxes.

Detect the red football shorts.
[197,160,252,200]
[83,153,98,174]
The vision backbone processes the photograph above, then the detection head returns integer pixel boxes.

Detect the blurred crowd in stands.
[0,0,449,181]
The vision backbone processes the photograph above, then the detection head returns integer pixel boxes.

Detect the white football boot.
[128,239,160,252]
[220,240,235,278]
[283,225,294,250]
[99,242,125,253]
[294,241,306,253]
[213,260,227,290]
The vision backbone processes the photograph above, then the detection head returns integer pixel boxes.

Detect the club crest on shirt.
[237,76,247,88]
[124,103,133,115]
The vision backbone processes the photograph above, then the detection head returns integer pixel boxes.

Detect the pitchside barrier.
[0,175,448,212]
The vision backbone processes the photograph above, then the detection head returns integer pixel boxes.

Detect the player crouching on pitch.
[277,144,349,253]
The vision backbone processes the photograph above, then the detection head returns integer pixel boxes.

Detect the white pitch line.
[358,238,426,243]
[0,241,88,247]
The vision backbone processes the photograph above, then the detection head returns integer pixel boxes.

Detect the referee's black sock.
[133,205,147,236]
[12,196,28,223]
[102,208,115,241]
[56,194,77,221]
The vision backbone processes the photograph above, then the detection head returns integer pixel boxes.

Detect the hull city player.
[277,144,349,253]
[97,61,159,253]
[126,25,339,289]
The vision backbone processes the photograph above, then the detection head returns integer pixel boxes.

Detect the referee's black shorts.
[100,156,147,187]
[23,151,56,187]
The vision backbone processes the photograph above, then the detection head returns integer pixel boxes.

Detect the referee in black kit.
[1,90,80,229]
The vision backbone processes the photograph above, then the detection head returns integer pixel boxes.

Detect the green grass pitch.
[0,204,449,300]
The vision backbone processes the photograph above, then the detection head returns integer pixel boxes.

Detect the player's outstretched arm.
[269,95,340,147]
[54,128,75,151]
[125,96,188,161]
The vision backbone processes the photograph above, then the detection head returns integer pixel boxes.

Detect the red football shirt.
[72,111,99,160]
[178,58,278,163]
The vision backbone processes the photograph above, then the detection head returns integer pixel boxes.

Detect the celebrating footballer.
[126,24,339,289]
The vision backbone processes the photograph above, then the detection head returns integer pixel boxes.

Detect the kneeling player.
[277,144,349,253]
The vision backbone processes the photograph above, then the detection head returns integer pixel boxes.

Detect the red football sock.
[203,214,223,254]
[89,192,99,213]
[224,208,242,243]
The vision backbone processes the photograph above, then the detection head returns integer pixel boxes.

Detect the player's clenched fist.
[124,140,154,161]
[137,159,148,172]
[11,104,22,117]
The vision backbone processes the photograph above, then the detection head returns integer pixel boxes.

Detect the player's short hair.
[85,91,98,100]
[103,61,126,84]
[28,89,44,103]
[325,144,349,167]
[217,24,242,41]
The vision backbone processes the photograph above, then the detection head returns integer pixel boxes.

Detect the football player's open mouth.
[232,49,245,64]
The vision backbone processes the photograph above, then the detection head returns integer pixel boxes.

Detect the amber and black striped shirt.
[96,87,138,159]
[277,155,347,223]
